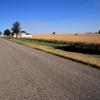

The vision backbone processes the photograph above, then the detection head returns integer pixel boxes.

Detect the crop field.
[32,34,100,44]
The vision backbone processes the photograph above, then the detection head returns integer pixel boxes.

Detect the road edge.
[5,38,100,69]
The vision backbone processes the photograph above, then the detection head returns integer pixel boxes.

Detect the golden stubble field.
[32,34,100,44]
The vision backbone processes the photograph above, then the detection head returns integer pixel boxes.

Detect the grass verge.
[5,37,100,68]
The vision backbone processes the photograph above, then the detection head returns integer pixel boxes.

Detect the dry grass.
[32,34,100,44]
[8,38,100,68]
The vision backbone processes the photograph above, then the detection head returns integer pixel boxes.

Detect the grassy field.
[32,34,100,44]
[6,37,100,68]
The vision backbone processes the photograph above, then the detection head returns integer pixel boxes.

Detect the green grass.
[5,37,100,68]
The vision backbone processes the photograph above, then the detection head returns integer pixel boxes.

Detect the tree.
[4,29,11,37]
[11,21,21,38]
[98,30,100,34]
[11,32,14,37]
[21,31,26,33]
[53,32,55,35]
[0,31,2,35]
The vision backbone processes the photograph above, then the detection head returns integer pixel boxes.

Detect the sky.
[0,0,100,34]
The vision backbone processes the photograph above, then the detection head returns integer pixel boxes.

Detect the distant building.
[0,34,4,37]
[13,32,32,38]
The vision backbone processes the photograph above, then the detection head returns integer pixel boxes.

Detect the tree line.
[0,22,100,36]
[1,21,21,38]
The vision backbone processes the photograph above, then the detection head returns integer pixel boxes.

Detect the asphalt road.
[0,38,100,100]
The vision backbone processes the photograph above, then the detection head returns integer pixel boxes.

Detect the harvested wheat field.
[32,34,100,44]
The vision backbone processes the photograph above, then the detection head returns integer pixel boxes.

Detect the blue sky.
[0,0,100,33]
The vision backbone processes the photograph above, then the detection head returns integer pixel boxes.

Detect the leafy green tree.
[11,22,21,38]
[4,29,11,37]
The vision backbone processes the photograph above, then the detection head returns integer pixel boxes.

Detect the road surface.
[0,38,100,100]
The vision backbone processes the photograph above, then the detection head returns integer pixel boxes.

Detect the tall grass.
[4,37,100,67]
[9,38,100,55]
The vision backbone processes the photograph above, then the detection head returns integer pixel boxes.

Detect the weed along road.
[0,38,100,100]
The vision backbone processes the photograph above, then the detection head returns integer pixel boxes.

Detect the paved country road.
[0,38,100,100]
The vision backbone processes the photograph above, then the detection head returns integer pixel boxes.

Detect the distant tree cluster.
[85,31,100,34]
[98,30,100,34]
[0,31,2,35]
[4,29,11,37]
[0,21,22,38]
[0,21,100,37]
[53,32,55,35]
